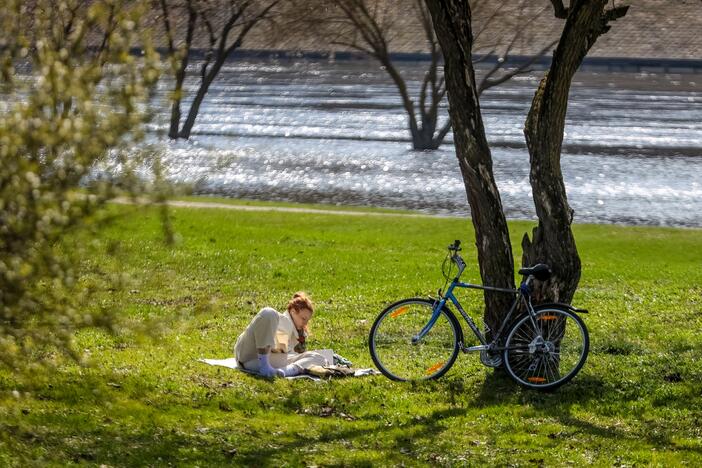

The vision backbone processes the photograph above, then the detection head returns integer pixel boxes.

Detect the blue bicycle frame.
[412,252,534,353]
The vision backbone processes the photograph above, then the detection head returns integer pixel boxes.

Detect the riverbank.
[1,201,700,465]
[158,48,702,74]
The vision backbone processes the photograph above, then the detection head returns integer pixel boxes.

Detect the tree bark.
[425,0,515,335]
[178,64,218,139]
[522,0,628,304]
[380,57,421,147]
[162,0,196,140]
[169,66,187,139]
[164,0,197,140]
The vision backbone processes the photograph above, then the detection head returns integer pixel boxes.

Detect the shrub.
[0,0,160,368]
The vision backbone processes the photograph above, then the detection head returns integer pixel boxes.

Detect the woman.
[234,292,329,378]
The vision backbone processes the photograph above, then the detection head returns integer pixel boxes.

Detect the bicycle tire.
[369,298,462,381]
[502,307,589,390]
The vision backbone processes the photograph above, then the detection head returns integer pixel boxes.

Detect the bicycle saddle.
[518,264,552,281]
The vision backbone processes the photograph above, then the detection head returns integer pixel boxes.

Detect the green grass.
[1,200,701,466]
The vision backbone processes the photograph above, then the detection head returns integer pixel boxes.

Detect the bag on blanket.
[333,353,353,367]
[305,365,358,378]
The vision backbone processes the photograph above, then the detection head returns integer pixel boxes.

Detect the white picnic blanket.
[198,352,379,380]
[198,357,320,380]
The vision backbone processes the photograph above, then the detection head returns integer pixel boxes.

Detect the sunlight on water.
[148,59,702,227]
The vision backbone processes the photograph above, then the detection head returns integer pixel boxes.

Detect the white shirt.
[275,310,301,353]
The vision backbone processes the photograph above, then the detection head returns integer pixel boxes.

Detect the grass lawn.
[1,201,701,466]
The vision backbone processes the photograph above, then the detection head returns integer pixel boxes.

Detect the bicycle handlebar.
[448,239,461,252]
[445,240,466,278]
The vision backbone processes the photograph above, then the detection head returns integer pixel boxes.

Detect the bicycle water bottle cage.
[518,264,552,281]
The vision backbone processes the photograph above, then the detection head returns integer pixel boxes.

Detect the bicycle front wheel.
[369,298,461,381]
[503,307,589,390]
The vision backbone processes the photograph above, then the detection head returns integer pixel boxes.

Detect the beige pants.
[235,308,330,372]
[241,350,330,373]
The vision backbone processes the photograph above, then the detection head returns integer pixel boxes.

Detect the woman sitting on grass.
[234,292,328,378]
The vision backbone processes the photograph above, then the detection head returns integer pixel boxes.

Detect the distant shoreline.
[132,47,702,74]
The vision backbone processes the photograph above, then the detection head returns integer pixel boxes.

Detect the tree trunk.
[177,78,210,140]
[165,1,196,141]
[411,126,440,151]
[178,54,229,139]
[425,0,515,335]
[410,108,446,151]
[168,99,182,140]
[381,58,422,149]
[432,120,452,149]
[168,44,190,140]
[522,0,628,304]
[168,77,185,139]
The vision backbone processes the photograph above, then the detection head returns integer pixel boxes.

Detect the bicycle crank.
[480,349,503,367]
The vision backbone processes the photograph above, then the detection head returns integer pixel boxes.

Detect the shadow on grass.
[5,365,701,464]
[1,403,466,466]
[474,369,609,405]
[2,368,471,466]
[470,368,702,456]
[233,406,467,466]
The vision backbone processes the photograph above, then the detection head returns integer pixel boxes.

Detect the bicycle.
[368,240,589,390]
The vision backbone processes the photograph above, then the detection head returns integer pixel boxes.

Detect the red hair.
[287,292,313,334]
[287,291,314,314]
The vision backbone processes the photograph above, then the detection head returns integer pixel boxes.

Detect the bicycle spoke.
[370,300,459,381]
[514,326,532,344]
[544,353,558,383]
[504,309,588,389]
[547,320,567,343]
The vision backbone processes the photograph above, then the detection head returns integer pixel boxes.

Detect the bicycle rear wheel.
[503,307,589,390]
[369,298,461,381]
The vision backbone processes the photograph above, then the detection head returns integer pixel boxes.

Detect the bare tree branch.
[477,1,554,95]
[472,0,508,45]
[224,1,279,57]
[478,40,557,94]
[605,5,630,21]
[199,10,219,82]
[302,0,559,150]
[159,0,283,139]
[473,49,497,64]
[435,119,452,144]
[201,15,217,49]
[416,0,439,118]
[335,3,385,54]
[158,0,176,55]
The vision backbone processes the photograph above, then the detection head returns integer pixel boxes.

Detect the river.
[149,58,702,227]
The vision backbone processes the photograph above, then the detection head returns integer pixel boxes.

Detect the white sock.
[257,353,278,378]
[281,364,302,377]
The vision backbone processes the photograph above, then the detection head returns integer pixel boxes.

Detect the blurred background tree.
[153,0,284,140]
[0,0,160,369]
[294,0,554,151]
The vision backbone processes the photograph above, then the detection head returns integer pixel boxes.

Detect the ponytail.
[287,291,314,315]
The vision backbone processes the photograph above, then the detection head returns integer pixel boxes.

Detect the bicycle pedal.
[480,350,503,368]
